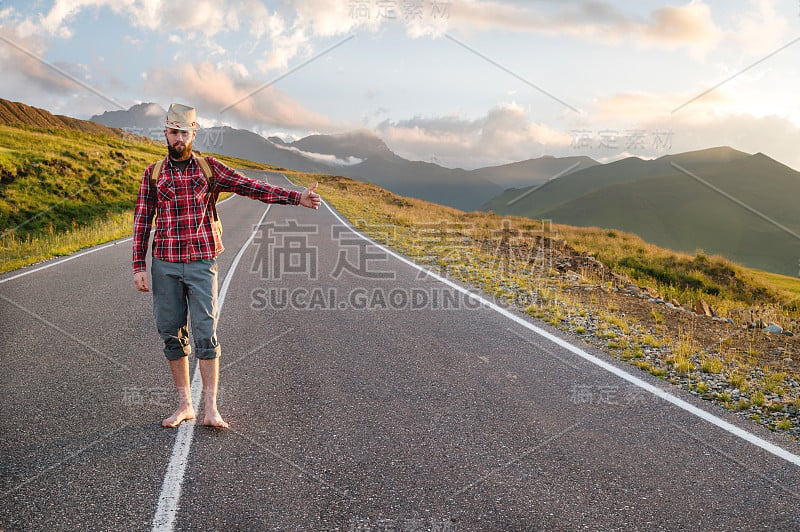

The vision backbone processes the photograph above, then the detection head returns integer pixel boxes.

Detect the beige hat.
[165,103,198,131]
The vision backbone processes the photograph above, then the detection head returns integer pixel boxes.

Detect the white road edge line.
[0,196,235,285]
[150,204,271,532]
[279,174,800,469]
[0,238,132,285]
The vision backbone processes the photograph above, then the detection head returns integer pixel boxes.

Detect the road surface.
[2,171,799,531]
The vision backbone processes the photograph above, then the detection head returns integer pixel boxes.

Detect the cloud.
[564,88,800,171]
[408,1,721,55]
[376,103,572,168]
[7,1,726,84]
[730,0,789,56]
[0,27,77,94]
[639,2,720,51]
[373,90,800,172]
[148,60,335,132]
[271,143,363,166]
[20,0,236,38]
[592,90,732,125]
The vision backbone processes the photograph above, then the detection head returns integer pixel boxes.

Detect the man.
[133,103,321,428]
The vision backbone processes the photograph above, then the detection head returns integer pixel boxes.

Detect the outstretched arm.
[300,182,321,210]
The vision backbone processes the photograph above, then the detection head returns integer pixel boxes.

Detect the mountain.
[193,126,332,173]
[89,102,166,133]
[290,130,400,162]
[483,147,752,216]
[0,98,122,137]
[284,132,506,210]
[470,155,599,189]
[483,147,800,276]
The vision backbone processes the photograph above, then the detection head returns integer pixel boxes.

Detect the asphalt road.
[2,171,800,531]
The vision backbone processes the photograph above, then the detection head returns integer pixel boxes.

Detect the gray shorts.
[151,257,220,361]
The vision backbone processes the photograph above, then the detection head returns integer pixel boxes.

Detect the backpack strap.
[149,159,163,189]
[197,156,214,187]
[197,156,219,222]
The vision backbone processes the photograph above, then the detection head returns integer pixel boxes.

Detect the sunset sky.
[2,1,799,169]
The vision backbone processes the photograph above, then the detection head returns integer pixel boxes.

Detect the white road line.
[279,174,800,469]
[0,196,235,285]
[151,205,272,532]
[0,238,132,285]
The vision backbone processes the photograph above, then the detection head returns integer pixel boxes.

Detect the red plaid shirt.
[133,155,301,273]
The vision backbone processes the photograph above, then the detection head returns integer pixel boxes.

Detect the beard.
[168,139,192,160]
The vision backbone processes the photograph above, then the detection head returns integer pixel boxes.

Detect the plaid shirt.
[133,155,301,273]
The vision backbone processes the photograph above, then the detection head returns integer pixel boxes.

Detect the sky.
[1,0,799,170]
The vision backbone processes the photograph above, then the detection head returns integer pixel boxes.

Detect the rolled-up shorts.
[151,257,221,361]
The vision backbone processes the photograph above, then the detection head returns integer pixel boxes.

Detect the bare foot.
[162,405,195,428]
[203,407,229,429]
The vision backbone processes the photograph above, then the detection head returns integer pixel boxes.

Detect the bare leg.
[162,357,196,428]
[199,358,228,428]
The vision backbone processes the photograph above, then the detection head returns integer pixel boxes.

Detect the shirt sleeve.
[132,165,156,273]
[207,157,302,205]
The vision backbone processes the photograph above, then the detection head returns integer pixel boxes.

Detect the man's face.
[165,128,195,159]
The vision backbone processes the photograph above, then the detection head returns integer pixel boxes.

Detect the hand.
[300,182,321,210]
[134,271,150,292]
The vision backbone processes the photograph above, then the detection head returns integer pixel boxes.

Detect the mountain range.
[90,103,592,212]
[484,147,800,276]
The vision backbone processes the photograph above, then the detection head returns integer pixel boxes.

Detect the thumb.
[308,182,318,193]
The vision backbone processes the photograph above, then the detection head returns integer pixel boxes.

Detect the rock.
[763,323,783,334]
[625,284,640,296]
[694,299,714,317]
[730,308,751,325]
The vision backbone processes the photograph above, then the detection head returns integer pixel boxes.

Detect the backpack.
[150,156,221,234]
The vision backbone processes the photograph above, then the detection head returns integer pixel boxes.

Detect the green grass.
[563,228,800,316]
[762,373,787,396]
[750,390,766,407]
[700,357,725,375]
[1,212,134,271]
[672,356,695,374]
[0,125,163,235]
[0,125,280,272]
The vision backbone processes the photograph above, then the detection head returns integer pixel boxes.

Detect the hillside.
[0,99,123,137]
[483,148,800,277]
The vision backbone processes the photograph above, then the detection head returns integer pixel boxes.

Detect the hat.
[165,103,198,131]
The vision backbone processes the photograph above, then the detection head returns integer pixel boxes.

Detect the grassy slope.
[0,124,278,272]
